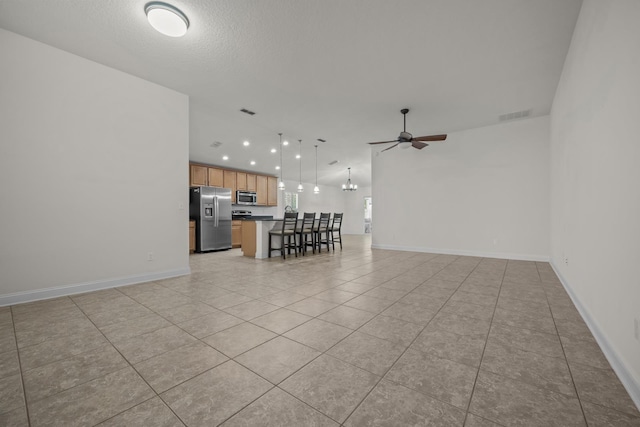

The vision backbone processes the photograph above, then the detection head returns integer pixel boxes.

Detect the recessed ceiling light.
[295,154,301,159]
[222,155,229,161]
[275,166,280,170]
[144,2,189,37]
[270,148,277,153]
[243,141,250,146]
[283,141,289,146]
[250,160,256,165]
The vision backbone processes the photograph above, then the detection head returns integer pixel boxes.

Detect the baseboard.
[0,267,191,307]
[550,260,640,411]
[370,243,549,262]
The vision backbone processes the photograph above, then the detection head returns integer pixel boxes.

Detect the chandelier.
[342,167,357,191]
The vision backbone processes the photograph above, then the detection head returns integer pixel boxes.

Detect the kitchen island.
[240,218,283,259]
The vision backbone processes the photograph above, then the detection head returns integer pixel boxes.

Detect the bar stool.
[296,212,316,255]
[329,213,343,250]
[313,212,331,252]
[268,212,298,259]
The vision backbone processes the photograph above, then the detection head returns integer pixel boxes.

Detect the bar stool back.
[268,212,298,259]
[330,213,343,250]
[314,212,331,252]
[297,212,316,255]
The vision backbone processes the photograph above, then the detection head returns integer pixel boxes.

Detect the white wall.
[0,29,190,305]
[550,0,640,405]
[372,116,550,260]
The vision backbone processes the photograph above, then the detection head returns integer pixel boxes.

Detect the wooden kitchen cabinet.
[189,220,196,253]
[256,175,268,205]
[232,220,242,248]
[267,176,278,206]
[190,165,208,187]
[223,170,237,203]
[247,174,257,192]
[208,167,224,187]
[236,172,247,191]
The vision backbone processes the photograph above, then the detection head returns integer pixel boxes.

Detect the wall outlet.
[564,257,569,266]
[635,318,639,341]
[147,252,153,262]
[493,238,498,246]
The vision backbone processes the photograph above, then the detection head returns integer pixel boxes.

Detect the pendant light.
[342,167,358,191]
[297,140,304,193]
[313,144,320,194]
[278,133,285,191]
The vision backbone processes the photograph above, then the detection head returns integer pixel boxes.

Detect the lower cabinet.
[232,220,242,248]
[189,220,196,253]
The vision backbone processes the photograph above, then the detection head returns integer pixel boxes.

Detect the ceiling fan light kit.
[368,108,447,152]
[144,2,189,37]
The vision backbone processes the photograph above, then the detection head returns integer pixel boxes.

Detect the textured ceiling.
[0,0,582,187]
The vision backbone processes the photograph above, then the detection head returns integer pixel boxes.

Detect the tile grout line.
[217,253,459,426]
[68,297,190,427]
[535,261,589,427]
[460,257,508,427]
[9,305,33,427]
[339,255,476,425]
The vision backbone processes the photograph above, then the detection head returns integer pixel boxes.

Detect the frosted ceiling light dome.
[145,2,189,37]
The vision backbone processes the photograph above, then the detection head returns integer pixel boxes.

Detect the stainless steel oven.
[236,190,257,205]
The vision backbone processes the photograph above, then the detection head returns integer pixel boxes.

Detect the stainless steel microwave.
[236,190,257,205]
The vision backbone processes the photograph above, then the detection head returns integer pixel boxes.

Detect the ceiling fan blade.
[368,140,399,145]
[412,134,447,142]
[412,141,428,150]
[381,143,399,152]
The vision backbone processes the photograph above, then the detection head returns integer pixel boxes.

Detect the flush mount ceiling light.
[342,167,357,192]
[144,2,189,37]
[243,141,250,146]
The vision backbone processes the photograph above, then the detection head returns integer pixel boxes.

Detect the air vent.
[328,160,339,165]
[499,109,532,122]
[210,141,222,148]
[317,139,326,143]
[240,108,256,116]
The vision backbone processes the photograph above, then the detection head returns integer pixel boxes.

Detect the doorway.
[364,197,372,233]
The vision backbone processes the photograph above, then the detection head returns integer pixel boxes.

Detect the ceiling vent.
[240,108,256,116]
[210,141,222,148]
[328,160,339,165]
[317,139,326,143]
[499,109,532,122]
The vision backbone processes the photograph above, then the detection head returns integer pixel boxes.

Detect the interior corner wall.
[372,116,550,260]
[0,29,190,305]
[549,0,640,405]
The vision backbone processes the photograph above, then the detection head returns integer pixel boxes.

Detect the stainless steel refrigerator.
[190,186,232,252]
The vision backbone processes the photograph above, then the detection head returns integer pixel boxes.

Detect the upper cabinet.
[236,172,247,191]
[189,163,277,206]
[256,175,267,205]
[224,170,237,203]
[247,174,257,192]
[267,176,278,206]
[208,167,224,187]
[190,165,208,187]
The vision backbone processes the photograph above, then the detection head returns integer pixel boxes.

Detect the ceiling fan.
[368,108,447,152]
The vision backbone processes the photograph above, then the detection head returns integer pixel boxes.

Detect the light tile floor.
[1,235,639,426]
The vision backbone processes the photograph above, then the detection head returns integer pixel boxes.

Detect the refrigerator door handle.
[215,196,219,227]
